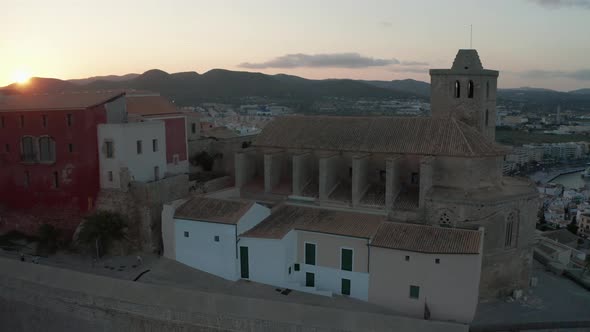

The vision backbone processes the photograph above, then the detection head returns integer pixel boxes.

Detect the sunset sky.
[1,0,589,90]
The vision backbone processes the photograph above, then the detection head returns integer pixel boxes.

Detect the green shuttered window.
[341,248,353,271]
[305,243,316,265]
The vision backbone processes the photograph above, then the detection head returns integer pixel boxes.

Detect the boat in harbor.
[582,164,590,178]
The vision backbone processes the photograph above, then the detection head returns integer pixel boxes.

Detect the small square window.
[410,285,420,299]
[214,235,219,242]
[184,231,189,238]
[435,258,440,264]
[294,263,300,271]
[405,255,410,261]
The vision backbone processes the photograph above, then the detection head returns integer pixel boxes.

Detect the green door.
[305,272,315,287]
[341,278,351,295]
[240,246,249,278]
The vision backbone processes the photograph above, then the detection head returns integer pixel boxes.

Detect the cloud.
[379,21,392,28]
[520,69,590,81]
[239,53,400,69]
[527,0,590,9]
[400,61,429,66]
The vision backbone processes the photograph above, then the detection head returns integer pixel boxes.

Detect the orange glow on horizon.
[13,70,31,85]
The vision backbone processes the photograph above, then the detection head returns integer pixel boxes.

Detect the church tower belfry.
[430,49,499,141]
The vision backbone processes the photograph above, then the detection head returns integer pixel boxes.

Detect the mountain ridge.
[2,69,590,112]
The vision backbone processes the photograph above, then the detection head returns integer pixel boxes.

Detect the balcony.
[20,153,37,163]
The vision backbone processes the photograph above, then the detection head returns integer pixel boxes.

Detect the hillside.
[1,70,418,106]
[363,79,430,97]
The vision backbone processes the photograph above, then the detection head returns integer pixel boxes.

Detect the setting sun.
[13,70,31,84]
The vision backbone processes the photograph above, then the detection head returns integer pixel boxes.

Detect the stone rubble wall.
[94,174,189,253]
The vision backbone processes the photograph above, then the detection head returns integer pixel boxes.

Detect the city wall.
[0,257,467,332]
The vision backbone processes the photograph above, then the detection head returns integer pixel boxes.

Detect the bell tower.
[430,49,499,141]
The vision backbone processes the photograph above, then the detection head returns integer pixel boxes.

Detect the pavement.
[3,244,590,326]
[473,261,590,327]
[0,247,396,316]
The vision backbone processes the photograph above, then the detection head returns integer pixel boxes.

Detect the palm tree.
[78,211,127,258]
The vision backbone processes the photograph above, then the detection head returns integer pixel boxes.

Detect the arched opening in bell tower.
[468,80,474,98]
[454,81,461,98]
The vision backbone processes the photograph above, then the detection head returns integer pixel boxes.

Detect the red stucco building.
[0,92,125,235]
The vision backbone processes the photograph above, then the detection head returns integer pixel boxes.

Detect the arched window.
[454,81,461,98]
[21,136,35,162]
[468,80,474,98]
[485,109,489,126]
[486,81,490,99]
[38,136,56,162]
[504,211,518,248]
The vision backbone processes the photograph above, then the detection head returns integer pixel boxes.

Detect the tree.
[567,219,579,235]
[77,211,127,258]
[190,151,221,171]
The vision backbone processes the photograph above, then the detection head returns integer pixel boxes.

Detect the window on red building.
[5,144,9,153]
[42,115,48,128]
[24,171,30,188]
[67,114,73,127]
[68,143,73,153]
[21,136,35,162]
[39,136,56,162]
[1,116,5,128]
[19,115,24,128]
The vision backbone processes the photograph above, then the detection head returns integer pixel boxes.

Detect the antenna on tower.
[470,24,473,49]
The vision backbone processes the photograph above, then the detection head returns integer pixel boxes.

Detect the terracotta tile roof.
[254,116,505,157]
[241,205,384,239]
[126,95,179,116]
[370,222,482,254]
[0,91,124,112]
[174,197,254,225]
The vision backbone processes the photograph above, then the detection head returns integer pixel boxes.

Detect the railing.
[20,153,36,162]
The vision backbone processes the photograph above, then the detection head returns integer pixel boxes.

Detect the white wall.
[98,121,167,188]
[299,263,370,301]
[368,247,482,323]
[175,219,238,281]
[161,199,188,260]
[167,159,190,176]
[236,203,270,235]
[239,237,287,286]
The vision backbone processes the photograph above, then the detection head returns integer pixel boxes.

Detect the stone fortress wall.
[0,258,466,332]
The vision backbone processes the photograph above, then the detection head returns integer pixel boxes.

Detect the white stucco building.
[98,121,167,189]
[162,196,270,281]
[162,201,484,323]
